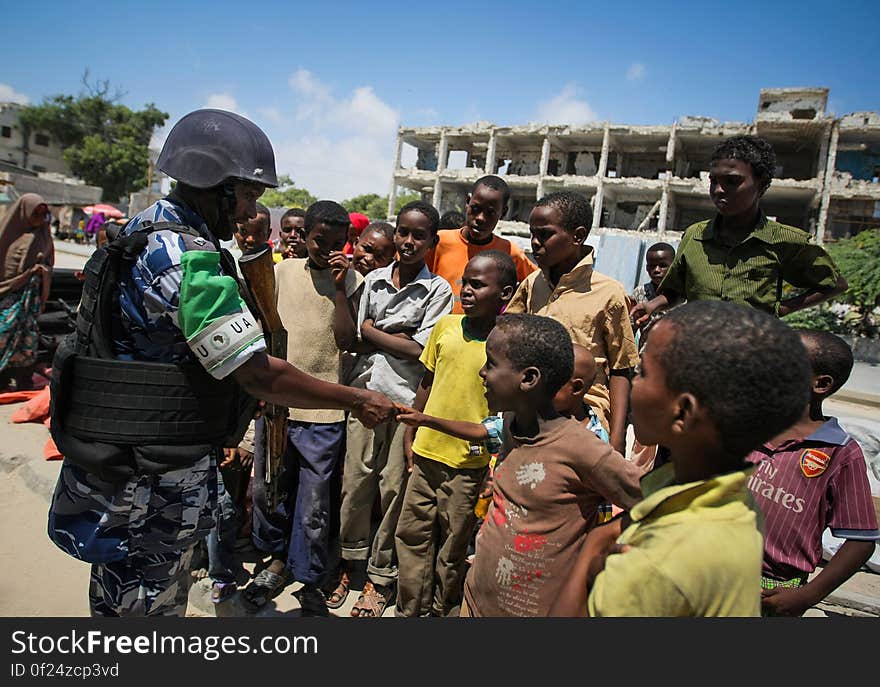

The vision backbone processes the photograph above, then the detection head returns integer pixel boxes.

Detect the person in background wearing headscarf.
[344,211,370,259]
[0,193,54,390]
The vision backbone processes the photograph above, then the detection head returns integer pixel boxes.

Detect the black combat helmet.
[156,109,278,189]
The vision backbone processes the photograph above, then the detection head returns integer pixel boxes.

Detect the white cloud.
[149,125,169,155]
[330,86,398,138]
[275,134,393,203]
[203,92,247,117]
[0,83,30,104]
[288,69,332,123]
[287,69,397,138]
[270,69,400,200]
[535,84,598,125]
[258,106,286,126]
[627,63,646,81]
[289,69,331,100]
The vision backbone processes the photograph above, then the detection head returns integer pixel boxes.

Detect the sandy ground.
[0,406,89,616]
[0,466,90,616]
[0,401,394,618]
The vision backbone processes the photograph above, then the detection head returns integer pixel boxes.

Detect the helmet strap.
[219,181,236,214]
[214,182,237,239]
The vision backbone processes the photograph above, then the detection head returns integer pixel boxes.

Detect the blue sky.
[3,0,878,199]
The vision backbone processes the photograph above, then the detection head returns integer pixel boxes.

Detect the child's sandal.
[324,571,350,610]
[350,581,394,618]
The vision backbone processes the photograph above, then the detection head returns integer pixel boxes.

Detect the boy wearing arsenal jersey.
[747,329,879,616]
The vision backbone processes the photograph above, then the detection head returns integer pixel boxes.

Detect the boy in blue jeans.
[394,251,517,616]
[244,200,362,616]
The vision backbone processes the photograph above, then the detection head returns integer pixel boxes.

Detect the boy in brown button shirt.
[505,191,639,455]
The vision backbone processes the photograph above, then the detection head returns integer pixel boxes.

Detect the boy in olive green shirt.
[632,135,846,327]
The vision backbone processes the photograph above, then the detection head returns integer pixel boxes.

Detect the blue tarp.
[592,233,680,292]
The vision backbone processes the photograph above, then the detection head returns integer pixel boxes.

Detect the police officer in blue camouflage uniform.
[47,109,396,617]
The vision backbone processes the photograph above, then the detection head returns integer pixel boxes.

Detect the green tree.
[343,193,388,219]
[18,76,167,201]
[782,305,848,336]
[826,230,880,308]
[394,192,421,214]
[260,174,317,209]
[784,229,880,338]
[342,191,421,221]
[825,229,880,337]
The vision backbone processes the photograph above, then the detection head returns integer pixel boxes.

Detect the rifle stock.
[238,244,288,512]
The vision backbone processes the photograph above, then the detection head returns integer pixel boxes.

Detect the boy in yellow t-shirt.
[394,251,517,617]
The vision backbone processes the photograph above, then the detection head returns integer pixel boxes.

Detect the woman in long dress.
[0,193,53,390]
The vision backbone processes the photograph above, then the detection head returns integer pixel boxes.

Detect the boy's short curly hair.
[797,329,854,394]
[439,210,465,230]
[397,200,440,235]
[472,175,510,206]
[363,221,395,243]
[656,301,810,458]
[305,200,350,232]
[280,207,305,224]
[468,249,518,289]
[710,135,777,190]
[493,313,574,396]
[647,241,675,256]
[534,191,593,234]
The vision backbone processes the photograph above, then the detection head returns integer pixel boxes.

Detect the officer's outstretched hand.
[352,389,397,429]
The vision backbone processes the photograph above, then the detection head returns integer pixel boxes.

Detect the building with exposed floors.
[388,88,879,288]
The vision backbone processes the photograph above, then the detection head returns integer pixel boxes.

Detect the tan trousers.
[395,454,486,617]
[340,415,409,587]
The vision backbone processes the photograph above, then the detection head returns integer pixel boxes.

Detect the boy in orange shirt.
[427,175,536,313]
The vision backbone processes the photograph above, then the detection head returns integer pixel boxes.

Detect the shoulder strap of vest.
[134,219,202,238]
[216,246,261,318]
[75,220,204,358]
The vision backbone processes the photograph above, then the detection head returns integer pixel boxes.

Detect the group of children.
[210,133,878,617]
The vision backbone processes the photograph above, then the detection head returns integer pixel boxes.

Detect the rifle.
[238,244,288,512]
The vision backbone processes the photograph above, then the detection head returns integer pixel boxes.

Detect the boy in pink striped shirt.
[747,329,879,616]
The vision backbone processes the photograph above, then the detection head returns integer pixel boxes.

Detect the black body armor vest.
[50,221,256,483]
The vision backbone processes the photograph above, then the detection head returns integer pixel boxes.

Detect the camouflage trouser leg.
[89,545,196,617]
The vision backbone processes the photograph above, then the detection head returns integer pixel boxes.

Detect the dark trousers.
[252,419,345,586]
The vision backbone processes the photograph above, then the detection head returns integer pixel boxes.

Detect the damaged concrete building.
[388,88,880,289]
